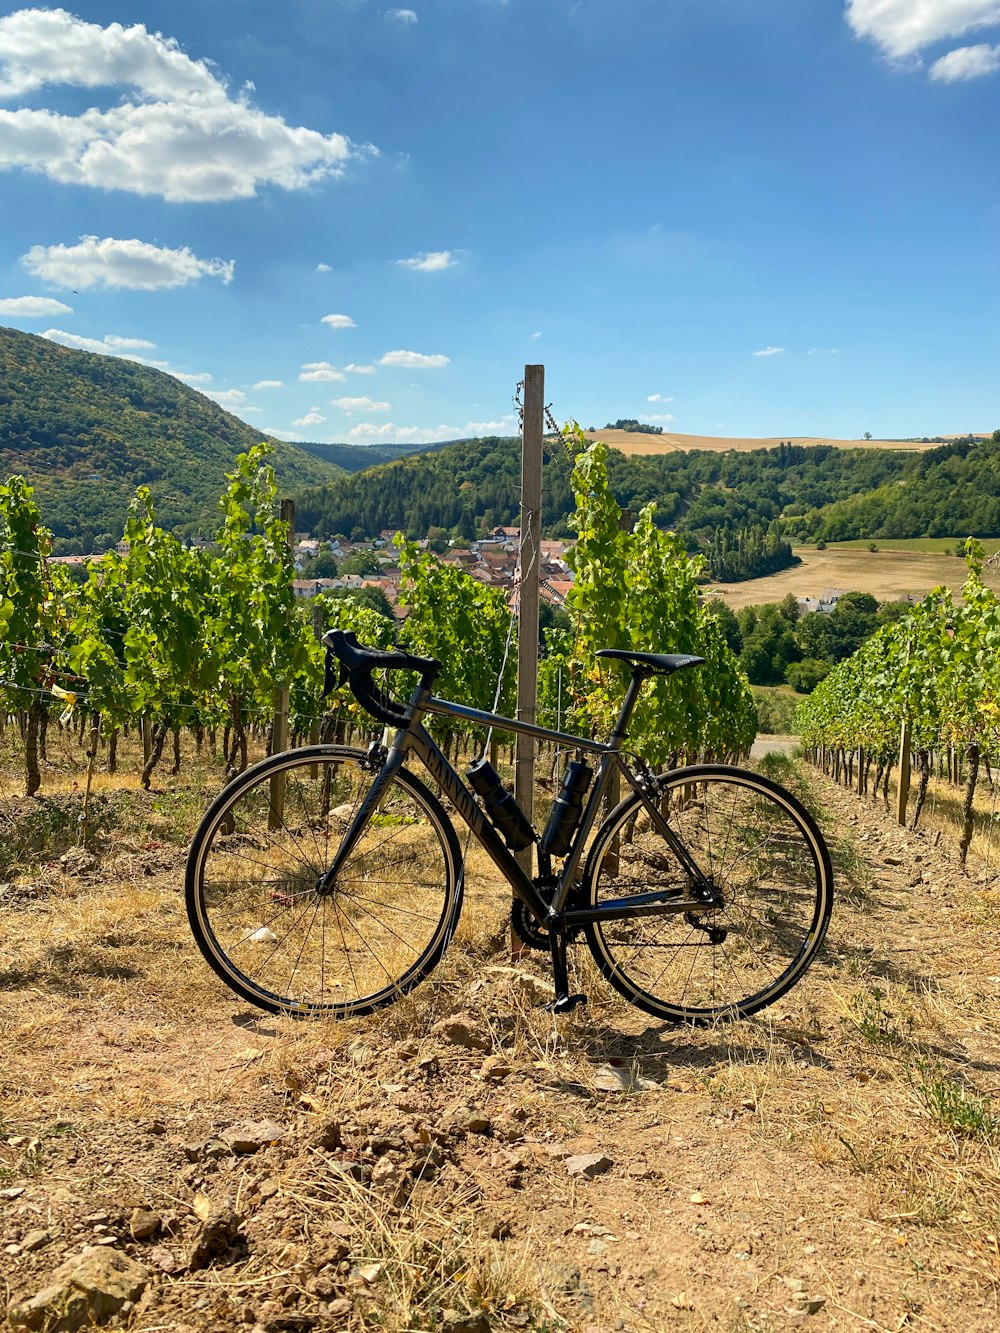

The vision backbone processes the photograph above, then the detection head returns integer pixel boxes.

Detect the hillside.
[0,327,343,550]
[292,438,442,473]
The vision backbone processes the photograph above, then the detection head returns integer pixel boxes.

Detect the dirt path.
[2,762,999,1332]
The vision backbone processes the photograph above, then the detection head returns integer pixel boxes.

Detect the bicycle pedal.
[546,992,588,1014]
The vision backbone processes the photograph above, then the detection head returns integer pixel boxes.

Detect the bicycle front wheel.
[583,765,832,1022]
[186,746,463,1017]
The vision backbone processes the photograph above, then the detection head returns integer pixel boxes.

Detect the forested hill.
[0,326,343,550]
[295,430,1000,546]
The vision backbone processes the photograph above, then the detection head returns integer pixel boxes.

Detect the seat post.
[608,669,649,749]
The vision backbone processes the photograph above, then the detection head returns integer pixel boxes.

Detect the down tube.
[411,724,551,920]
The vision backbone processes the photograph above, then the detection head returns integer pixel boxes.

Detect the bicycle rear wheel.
[583,765,832,1022]
[186,746,462,1016]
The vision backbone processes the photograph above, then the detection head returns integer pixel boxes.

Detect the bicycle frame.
[322,671,718,934]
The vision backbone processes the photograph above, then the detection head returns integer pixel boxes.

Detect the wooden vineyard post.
[896,719,911,825]
[310,598,323,777]
[515,366,543,877]
[603,506,632,876]
[896,635,912,826]
[269,498,295,831]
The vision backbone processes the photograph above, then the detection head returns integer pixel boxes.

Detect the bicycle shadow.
[539,1011,833,1099]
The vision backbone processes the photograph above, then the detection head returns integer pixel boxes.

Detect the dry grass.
[584,430,944,457]
[703,545,980,612]
[2,743,1000,1329]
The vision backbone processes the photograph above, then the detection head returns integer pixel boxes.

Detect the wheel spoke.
[187,749,457,1016]
[587,768,830,1021]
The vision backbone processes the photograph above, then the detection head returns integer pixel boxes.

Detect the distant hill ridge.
[0,326,346,550]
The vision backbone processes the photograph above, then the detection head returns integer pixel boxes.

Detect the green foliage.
[294,434,920,550]
[796,540,1000,766]
[604,418,664,435]
[751,687,799,734]
[705,521,798,581]
[563,439,756,760]
[396,539,516,726]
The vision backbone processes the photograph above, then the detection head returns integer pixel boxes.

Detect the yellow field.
[704,544,991,611]
[587,429,957,455]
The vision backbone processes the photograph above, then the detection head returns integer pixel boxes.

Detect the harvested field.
[2,745,1000,1331]
[703,545,989,611]
[585,430,943,456]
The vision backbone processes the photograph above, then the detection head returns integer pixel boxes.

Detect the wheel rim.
[589,772,828,1019]
[191,753,455,1014]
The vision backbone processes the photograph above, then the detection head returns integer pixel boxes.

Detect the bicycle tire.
[186,745,463,1017]
[583,764,833,1023]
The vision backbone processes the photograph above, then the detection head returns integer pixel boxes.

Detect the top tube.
[420,694,614,754]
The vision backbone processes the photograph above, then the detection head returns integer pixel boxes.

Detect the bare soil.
[2,759,1000,1332]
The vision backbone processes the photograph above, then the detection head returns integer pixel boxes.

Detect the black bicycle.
[186,630,833,1021]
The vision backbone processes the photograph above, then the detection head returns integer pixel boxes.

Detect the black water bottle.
[540,759,593,857]
[466,758,536,851]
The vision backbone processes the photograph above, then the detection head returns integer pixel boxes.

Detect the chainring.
[511,896,552,951]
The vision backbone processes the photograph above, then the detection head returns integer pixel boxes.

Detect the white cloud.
[331,396,392,412]
[845,0,1000,59]
[388,8,418,21]
[265,427,299,440]
[646,393,673,403]
[171,369,212,384]
[644,414,675,424]
[241,406,263,413]
[321,313,356,329]
[0,10,368,202]
[299,361,346,382]
[316,262,332,273]
[752,346,785,357]
[530,331,541,339]
[396,250,456,272]
[252,379,284,390]
[806,347,841,355]
[0,294,72,317]
[204,388,246,405]
[344,363,376,375]
[347,417,511,442]
[41,327,154,354]
[930,40,1000,77]
[379,349,449,368]
[22,236,234,290]
[294,411,326,427]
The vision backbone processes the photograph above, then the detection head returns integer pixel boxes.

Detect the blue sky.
[0,0,998,444]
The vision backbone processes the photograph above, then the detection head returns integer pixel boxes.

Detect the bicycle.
[186,630,833,1021]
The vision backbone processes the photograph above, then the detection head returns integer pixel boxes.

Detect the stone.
[59,847,98,877]
[370,1158,410,1206]
[565,1153,613,1179]
[129,1208,161,1241]
[21,1230,50,1253]
[441,1308,490,1333]
[223,1120,286,1154]
[8,1246,147,1332]
[203,1138,232,1160]
[187,1205,243,1271]
[592,1064,658,1093]
[480,1056,514,1083]
[431,1014,491,1052]
[147,1245,179,1273]
[309,1119,343,1151]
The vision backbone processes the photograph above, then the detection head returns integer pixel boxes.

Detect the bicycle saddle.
[595,648,704,674]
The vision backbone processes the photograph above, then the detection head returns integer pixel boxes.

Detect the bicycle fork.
[315,743,404,896]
